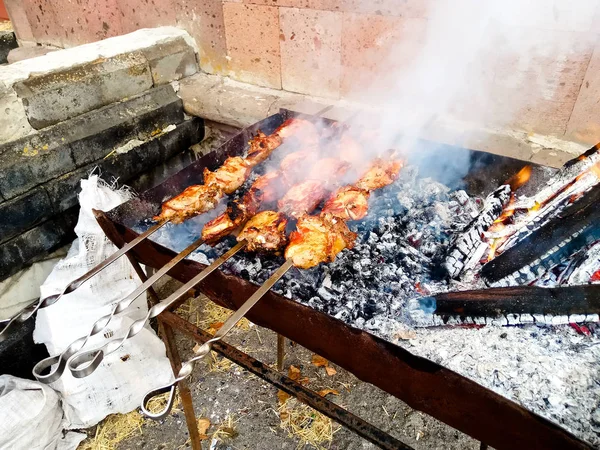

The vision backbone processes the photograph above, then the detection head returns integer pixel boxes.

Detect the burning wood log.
[443,184,512,279]
[561,240,600,285]
[481,182,600,286]
[443,165,532,279]
[408,285,600,327]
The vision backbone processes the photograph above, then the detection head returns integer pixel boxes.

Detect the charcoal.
[443,184,512,279]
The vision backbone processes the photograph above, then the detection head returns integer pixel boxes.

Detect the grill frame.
[96,109,591,450]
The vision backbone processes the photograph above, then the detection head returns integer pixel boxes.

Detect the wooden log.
[481,182,600,285]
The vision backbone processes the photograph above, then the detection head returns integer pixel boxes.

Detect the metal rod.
[32,235,206,383]
[277,334,285,371]
[0,215,167,342]
[140,259,294,420]
[66,240,248,378]
[159,310,412,450]
[129,265,202,450]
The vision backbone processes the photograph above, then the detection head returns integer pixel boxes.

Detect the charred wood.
[481,183,600,285]
[410,285,600,327]
[443,185,511,279]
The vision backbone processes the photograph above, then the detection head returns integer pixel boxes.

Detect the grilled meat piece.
[285,213,357,269]
[321,186,370,221]
[248,171,284,205]
[276,118,319,146]
[154,184,223,224]
[278,180,328,219]
[307,158,351,186]
[279,148,320,185]
[201,171,283,244]
[203,156,251,195]
[245,130,284,167]
[201,213,238,244]
[237,211,289,253]
[355,158,404,191]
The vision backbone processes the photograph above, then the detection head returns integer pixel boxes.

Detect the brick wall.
[5,0,600,145]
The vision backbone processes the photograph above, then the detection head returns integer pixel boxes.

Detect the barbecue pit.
[95,109,599,450]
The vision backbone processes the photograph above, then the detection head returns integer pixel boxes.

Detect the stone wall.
[4,0,600,146]
[0,27,203,281]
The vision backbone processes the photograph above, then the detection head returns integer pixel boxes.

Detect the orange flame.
[591,162,600,180]
[506,165,532,191]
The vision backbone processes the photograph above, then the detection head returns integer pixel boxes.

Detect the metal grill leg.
[127,262,202,450]
[277,334,285,371]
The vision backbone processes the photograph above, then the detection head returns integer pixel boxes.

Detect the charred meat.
[237,211,289,253]
[245,130,283,167]
[202,171,283,244]
[321,186,370,221]
[355,158,404,191]
[278,180,328,219]
[154,184,223,224]
[285,213,357,269]
[203,156,251,195]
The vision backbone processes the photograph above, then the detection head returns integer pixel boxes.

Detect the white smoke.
[346,0,597,162]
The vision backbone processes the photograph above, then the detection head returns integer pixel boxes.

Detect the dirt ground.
[76,278,488,450]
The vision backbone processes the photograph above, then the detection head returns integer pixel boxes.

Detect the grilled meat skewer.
[154,118,317,224]
[237,211,289,253]
[285,213,357,269]
[320,186,370,221]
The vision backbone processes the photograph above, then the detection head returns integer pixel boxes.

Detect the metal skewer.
[141,258,294,420]
[0,217,167,343]
[67,240,249,378]
[32,234,207,383]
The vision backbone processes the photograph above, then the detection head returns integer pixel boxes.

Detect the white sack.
[34,176,173,428]
[0,375,85,450]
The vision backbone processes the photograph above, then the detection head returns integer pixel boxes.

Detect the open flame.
[485,158,600,263]
[506,165,532,191]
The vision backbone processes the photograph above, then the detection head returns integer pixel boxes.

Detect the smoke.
[345,0,598,182]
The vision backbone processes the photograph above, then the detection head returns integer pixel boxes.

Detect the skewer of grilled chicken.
[153,118,318,224]
[238,155,404,262]
[201,145,321,244]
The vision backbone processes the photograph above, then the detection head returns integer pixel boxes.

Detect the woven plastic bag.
[34,176,173,429]
[0,375,86,450]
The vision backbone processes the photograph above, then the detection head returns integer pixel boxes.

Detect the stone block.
[180,73,279,127]
[63,85,183,167]
[22,0,63,46]
[0,31,18,64]
[177,0,228,75]
[51,0,126,46]
[566,40,600,144]
[0,86,35,145]
[0,133,76,200]
[116,0,178,32]
[279,7,342,98]
[13,52,153,129]
[0,209,77,281]
[223,3,282,89]
[3,0,35,42]
[7,45,58,64]
[0,85,183,200]
[340,14,426,100]
[0,187,53,245]
[46,118,203,213]
[140,36,198,85]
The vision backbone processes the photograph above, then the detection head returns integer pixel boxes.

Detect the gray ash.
[204,165,479,332]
